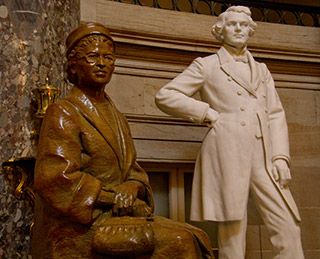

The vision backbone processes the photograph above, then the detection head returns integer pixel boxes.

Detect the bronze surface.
[32,22,214,259]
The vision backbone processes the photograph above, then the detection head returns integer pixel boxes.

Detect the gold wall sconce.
[33,77,60,119]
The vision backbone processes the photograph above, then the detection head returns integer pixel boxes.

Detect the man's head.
[212,6,257,49]
[66,23,115,86]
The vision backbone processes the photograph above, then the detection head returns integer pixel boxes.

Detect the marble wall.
[0,0,79,257]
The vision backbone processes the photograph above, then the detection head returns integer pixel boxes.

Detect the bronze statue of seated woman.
[32,22,214,259]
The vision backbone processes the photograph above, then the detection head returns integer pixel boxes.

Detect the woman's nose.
[96,56,106,66]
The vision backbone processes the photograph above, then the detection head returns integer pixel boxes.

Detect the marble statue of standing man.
[155,6,304,259]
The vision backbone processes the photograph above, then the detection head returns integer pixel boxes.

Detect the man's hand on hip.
[204,108,219,127]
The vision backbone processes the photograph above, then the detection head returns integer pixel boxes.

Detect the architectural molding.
[81,0,320,63]
[114,57,320,90]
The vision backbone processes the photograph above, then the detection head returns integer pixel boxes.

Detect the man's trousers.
[217,137,304,259]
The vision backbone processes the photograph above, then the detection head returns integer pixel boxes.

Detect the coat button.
[240,106,245,111]
[227,76,232,81]
[237,91,242,96]
[262,94,267,98]
[265,108,268,113]
[241,121,246,126]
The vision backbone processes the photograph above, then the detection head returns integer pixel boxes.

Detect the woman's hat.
[66,22,114,56]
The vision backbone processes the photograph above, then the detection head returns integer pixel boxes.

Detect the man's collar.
[223,44,248,63]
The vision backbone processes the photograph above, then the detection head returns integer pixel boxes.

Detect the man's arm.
[155,57,211,124]
[263,64,291,188]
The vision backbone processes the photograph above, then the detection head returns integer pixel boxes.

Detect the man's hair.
[212,6,257,42]
[66,35,114,85]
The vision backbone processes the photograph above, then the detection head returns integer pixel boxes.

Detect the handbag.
[92,216,155,257]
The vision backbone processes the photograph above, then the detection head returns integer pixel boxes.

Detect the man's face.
[222,12,251,49]
[72,39,115,88]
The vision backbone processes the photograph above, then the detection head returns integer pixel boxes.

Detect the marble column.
[0,0,79,257]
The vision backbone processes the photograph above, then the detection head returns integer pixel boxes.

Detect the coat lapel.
[106,94,128,172]
[108,98,138,179]
[247,51,263,91]
[218,47,260,98]
[65,87,123,169]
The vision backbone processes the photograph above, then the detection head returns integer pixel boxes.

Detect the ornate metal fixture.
[2,157,36,208]
[33,77,60,119]
[2,157,36,235]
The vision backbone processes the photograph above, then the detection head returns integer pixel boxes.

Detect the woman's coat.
[33,86,154,258]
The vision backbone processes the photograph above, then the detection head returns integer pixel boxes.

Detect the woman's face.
[71,39,115,89]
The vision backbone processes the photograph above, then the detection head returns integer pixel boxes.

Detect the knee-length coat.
[155,46,300,222]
